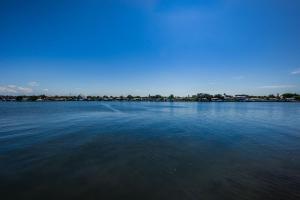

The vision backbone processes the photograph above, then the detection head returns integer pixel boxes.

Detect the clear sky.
[0,0,300,96]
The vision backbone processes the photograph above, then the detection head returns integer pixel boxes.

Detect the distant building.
[235,95,248,101]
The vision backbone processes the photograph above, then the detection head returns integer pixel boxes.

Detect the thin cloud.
[18,87,33,93]
[259,85,296,89]
[0,86,17,93]
[43,88,49,92]
[291,69,300,75]
[7,85,17,88]
[28,81,39,87]
[0,85,33,94]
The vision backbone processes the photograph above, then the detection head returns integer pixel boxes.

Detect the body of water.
[0,102,299,200]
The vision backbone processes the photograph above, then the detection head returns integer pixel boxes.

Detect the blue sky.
[0,0,300,96]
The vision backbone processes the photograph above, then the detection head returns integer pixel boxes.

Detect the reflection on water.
[0,102,300,200]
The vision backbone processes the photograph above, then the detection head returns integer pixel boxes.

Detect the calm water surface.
[0,102,300,200]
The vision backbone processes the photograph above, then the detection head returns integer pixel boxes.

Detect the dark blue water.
[0,102,300,200]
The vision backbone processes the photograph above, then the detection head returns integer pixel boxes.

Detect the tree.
[268,94,275,98]
[16,96,23,101]
[168,94,174,100]
[282,93,297,98]
[214,94,224,99]
[28,96,38,101]
[197,93,212,101]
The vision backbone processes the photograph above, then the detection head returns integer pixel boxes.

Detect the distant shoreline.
[1,99,299,103]
[1,93,300,102]
[1,93,300,103]
[1,101,299,103]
